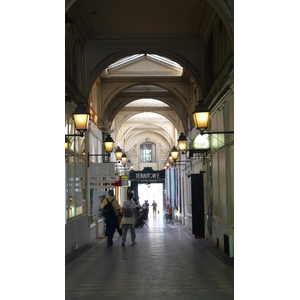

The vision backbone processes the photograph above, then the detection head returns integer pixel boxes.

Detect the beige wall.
[124,131,172,171]
[209,94,234,252]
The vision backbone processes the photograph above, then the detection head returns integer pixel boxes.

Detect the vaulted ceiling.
[65,0,234,152]
[66,0,233,42]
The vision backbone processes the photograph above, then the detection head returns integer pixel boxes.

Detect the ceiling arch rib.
[86,49,204,106]
[95,54,194,154]
[113,97,183,148]
[120,122,175,150]
[103,83,190,134]
[115,105,181,134]
[67,0,234,108]
[100,54,188,116]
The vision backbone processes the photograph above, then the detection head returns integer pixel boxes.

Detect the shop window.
[65,155,86,219]
[65,112,86,220]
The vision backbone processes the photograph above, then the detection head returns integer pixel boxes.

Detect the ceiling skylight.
[107,54,144,69]
[128,112,168,120]
[103,54,183,77]
[125,99,169,107]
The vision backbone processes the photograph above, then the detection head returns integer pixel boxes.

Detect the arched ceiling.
[115,100,181,133]
[66,0,233,101]
[114,100,180,151]
[98,55,191,138]
[66,0,234,153]
[106,82,190,133]
[66,0,233,42]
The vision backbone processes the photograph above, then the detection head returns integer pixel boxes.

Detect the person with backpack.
[120,192,137,246]
[102,190,121,247]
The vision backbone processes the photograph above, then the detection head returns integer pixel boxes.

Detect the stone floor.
[65,212,234,299]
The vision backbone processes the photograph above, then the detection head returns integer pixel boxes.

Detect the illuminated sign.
[129,167,165,180]
[192,134,210,150]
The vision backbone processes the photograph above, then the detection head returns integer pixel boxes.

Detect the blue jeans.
[122,224,136,243]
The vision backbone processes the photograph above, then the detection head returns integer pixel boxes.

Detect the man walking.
[151,200,158,215]
[102,190,121,247]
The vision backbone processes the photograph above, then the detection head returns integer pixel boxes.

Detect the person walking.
[142,200,149,219]
[99,193,107,236]
[134,197,141,217]
[102,190,121,247]
[151,200,158,215]
[113,194,123,236]
[120,192,137,246]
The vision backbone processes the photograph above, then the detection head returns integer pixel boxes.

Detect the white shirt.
[120,200,136,226]
[122,200,136,210]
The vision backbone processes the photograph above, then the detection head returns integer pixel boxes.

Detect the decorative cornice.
[65,79,88,106]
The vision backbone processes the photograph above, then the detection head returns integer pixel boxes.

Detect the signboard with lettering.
[192,133,210,150]
[129,167,165,181]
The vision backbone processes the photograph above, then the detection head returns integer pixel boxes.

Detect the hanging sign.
[192,133,210,149]
[129,167,165,180]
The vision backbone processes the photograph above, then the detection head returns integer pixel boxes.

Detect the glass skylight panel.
[147,54,183,69]
[105,54,183,76]
[107,54,144,69]
[125,99,169,107]
[128,112,167,120]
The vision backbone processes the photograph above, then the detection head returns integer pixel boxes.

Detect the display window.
[65,112,86,220]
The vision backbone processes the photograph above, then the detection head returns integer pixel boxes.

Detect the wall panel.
[212,154,219,217]
[219,149,227,221]
[227,97,234,131]
[230,145,234,224]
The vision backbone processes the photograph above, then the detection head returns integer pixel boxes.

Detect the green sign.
[192,133,210,149]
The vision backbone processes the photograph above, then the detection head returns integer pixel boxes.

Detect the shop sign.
[129,167,165,180]
[192,133,210,149]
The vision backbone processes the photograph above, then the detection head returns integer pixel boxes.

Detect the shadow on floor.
[65,243,97,265]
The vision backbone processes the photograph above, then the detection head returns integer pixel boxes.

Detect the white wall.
[65,215,90,255]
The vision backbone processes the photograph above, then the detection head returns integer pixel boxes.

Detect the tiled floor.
[65,212,234,299]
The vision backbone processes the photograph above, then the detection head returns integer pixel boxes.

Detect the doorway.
[138,183,164,216]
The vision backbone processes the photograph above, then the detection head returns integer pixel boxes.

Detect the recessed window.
[140,142,156,163]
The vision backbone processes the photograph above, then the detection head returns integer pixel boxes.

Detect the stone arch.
[86,50,205,104]
[103,83,190,134]
[115,111,181,137]
[118,122,175,149]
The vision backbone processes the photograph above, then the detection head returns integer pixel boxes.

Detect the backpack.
[103,199,115,218]
[124,201,133,218]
